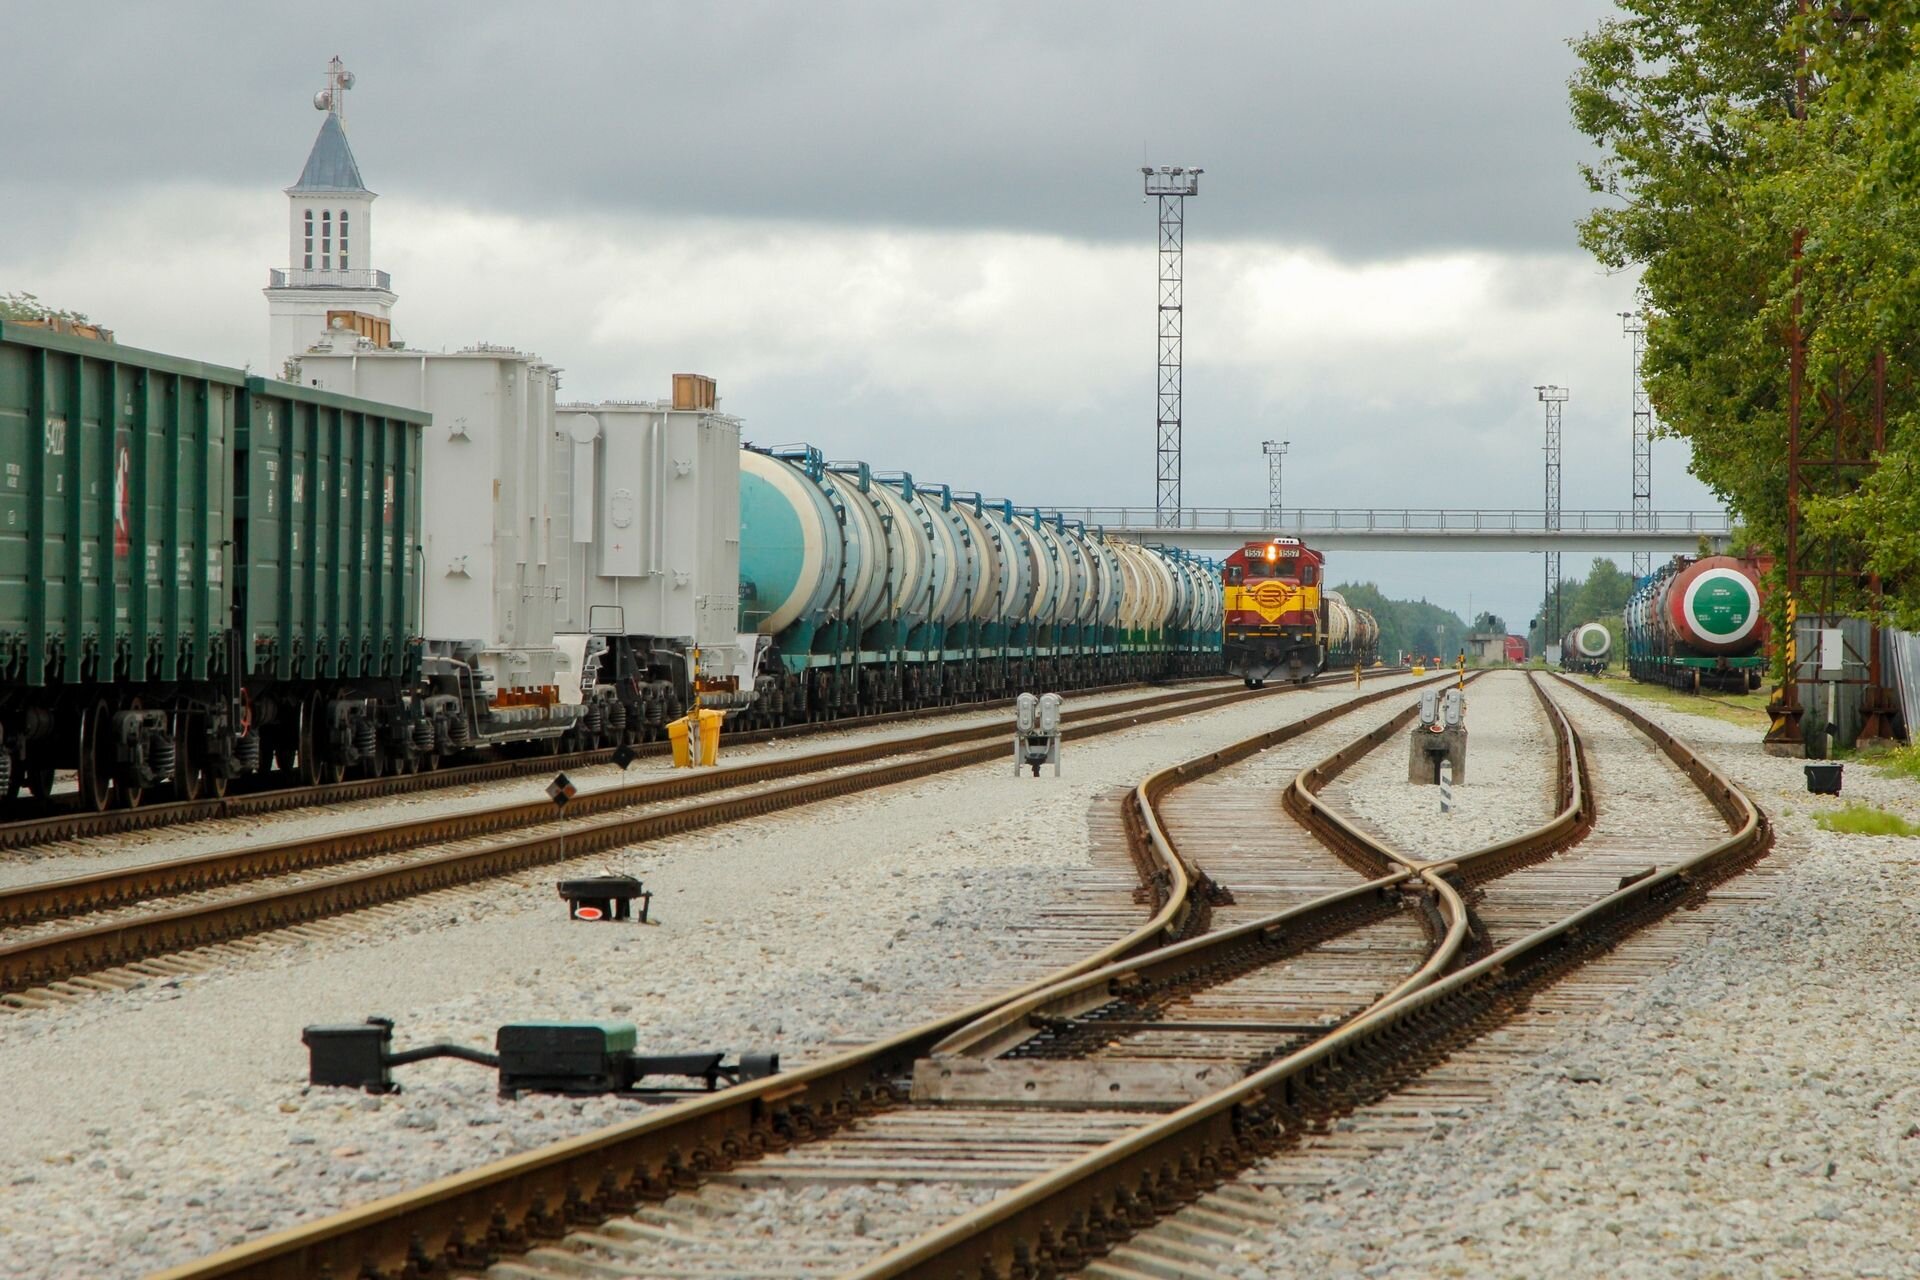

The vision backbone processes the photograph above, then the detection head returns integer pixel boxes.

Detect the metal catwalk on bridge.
[1043,507,1733,555]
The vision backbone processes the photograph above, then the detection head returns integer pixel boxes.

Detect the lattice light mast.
[1620,312,1653,580]
[1263,439,1289,526]
[1142,165,1202,528]
[1536,385,1569,650]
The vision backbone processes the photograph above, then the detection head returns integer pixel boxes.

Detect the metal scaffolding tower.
[1536,385,1568,650]
[1620,313,1653,580]
[1263,439,1288,525]
[1142,165,1202,528]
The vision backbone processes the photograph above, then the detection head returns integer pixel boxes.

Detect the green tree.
[1332,582,1469,661]
[0,291,92,325]
[1570,3,1920,625]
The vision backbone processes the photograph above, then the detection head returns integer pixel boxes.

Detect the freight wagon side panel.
[0,322,237,688]
[237,379,426,683]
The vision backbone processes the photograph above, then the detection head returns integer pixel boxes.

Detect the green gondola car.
[0,321,426,808]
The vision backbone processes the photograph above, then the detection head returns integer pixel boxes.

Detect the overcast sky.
[1,1,1721,633]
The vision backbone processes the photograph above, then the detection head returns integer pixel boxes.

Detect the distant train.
[1624,555,1768,692]
[1504,634,1529,664]
[1560,622,1612,674]
[1221,539,1378,686]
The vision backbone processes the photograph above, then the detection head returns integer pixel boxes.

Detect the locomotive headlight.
[1265,544,1277,563]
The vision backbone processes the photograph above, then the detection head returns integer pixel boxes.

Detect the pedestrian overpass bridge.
[1053,508,1733,554]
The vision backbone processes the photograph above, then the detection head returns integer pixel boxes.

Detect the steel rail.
[148,672,1461,1280]
[0,674,1233,851]
[925,670,1584,1064]
[0,672,1443,1000]
[0,681,1266,929]
[843,674,1768,1280]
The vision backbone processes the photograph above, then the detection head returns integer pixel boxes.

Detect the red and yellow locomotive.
[1223,538,1325,686]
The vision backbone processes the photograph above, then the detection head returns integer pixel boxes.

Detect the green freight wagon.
[0,321,427,808]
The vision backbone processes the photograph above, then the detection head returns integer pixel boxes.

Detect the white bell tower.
[264,55,398,377]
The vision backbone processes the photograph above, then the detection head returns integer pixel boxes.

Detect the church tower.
[264,56,397,376]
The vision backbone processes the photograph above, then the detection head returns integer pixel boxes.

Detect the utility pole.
[1620,312,1652,581]
[1535,385,1568,651]
[1263,439,1288,526]
[1142,165,1202,528]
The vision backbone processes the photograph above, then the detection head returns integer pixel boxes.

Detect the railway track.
[0,675,1237,852]
[0,669,1434,1008]
[149,672,1768,1280]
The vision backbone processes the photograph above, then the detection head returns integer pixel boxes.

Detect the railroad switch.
[558,873,651,922]
[301,1016,778,1099]
[1015,692,1064,777]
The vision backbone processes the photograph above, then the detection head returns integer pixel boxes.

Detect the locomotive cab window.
[1302,565,1317,585]
[1226,566,1243,584]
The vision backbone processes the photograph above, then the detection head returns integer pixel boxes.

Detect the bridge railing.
[1047,508,1733,535]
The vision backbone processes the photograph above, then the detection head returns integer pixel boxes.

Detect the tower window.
[340,210,350,270]
[303,209,313,269]
[321,211,331,270]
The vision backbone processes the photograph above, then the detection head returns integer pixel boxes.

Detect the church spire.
[291,56,370,195]
[265,54,395,377]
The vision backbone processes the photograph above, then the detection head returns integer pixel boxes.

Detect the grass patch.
[1814,803,1920,837]
[1574,672,1771,730]
[1869,744,1920,783]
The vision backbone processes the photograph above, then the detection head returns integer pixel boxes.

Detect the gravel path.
[1330,669,1556,861]
[0,682,1206,893]
[1226,675,1920,1279]
[0,674,1432,1279]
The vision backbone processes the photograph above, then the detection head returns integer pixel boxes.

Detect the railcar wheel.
[25,764,55,800]
[172,713,203,803]
[298,693,332,787]
[77,701,114,812]
[202,765,229,799]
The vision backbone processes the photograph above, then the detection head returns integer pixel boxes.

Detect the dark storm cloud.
[4,0,1615,257]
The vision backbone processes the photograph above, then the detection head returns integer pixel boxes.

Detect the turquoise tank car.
[735,442,1222,724]
[0,322,426,809]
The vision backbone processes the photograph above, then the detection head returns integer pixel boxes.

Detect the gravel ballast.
[1333,669,1556,860]
[0,673,1436,1279]
[0,683,1208,893]
[1231,675,1920,1279]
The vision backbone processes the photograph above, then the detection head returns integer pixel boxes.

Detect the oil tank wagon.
[736,444,1220,723]
[1623,555,1767,692]
[1560,622,1612,674]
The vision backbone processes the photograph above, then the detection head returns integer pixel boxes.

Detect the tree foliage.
[0,291,91,325]
[1531,557,1639,643]
[1571,2,1920,624]
[1332,582,1470,660]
